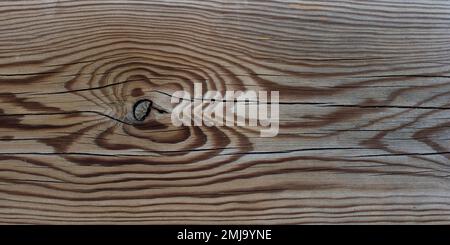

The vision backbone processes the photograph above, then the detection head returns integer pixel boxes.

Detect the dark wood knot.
[133,99,152,121]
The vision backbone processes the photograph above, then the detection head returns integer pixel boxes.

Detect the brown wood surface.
[1,0,450,224]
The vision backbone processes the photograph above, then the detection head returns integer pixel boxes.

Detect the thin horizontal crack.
[323,104,450,110]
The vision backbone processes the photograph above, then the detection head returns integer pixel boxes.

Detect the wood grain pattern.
[1,0,450,224]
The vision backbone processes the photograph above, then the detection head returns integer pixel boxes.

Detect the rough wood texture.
[1,0,450,224]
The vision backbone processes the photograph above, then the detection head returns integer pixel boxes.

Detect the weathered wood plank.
[1,0,450,224]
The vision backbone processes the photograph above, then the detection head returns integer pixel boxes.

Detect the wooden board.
[1,0,450,224]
